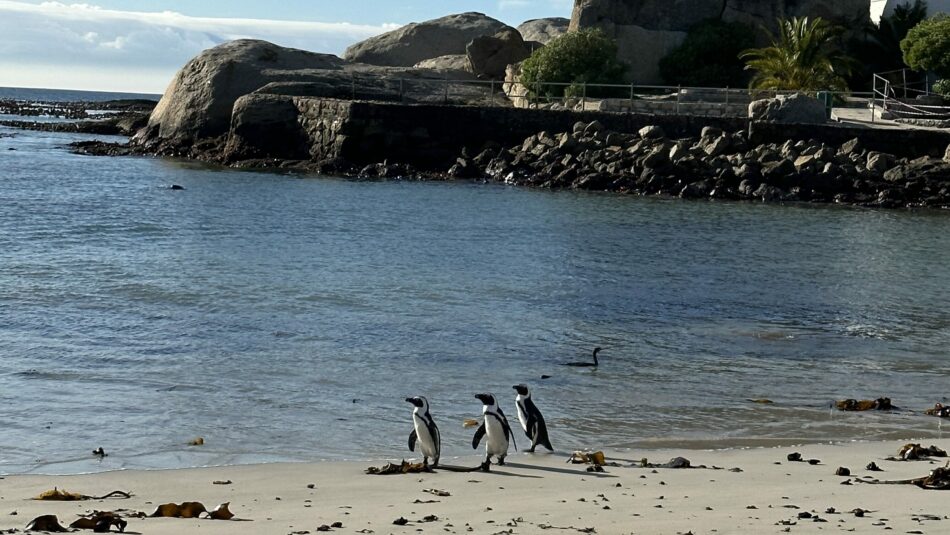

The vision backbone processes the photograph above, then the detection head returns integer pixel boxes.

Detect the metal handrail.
[341,74,885,119]
[872,71,949,119]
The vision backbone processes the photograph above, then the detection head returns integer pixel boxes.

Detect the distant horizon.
[0,84,162,96]
[0,1,571,93]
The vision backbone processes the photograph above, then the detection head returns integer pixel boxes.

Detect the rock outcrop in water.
[134,39,488,156]
[569,0,871,83]
[142,40,345,145]
[66,23,948,212]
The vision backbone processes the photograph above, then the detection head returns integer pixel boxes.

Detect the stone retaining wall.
[297,98,748,167]
[224,96,950,168]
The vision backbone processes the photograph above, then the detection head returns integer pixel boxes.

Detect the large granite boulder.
[569,0,871,84]
[466,28,532,80]
[137,39,487,151]
[343,12,510,67]
[414,54,473,73]
[749,93,827,124]
[517,17,570,44]
[141,40,344,144]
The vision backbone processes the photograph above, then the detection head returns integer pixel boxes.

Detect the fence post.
[629,83,634,110]
[399,79,404,103]
[676,85,681,114]
[351,74,356,100]
[871,76,876,123]
[490,79,495,106]
[582,82,586,110]
[443,78,448,104]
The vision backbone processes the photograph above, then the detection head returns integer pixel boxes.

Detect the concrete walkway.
[831,105,948,132]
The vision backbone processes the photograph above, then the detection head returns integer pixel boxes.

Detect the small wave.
[843,323,896,340]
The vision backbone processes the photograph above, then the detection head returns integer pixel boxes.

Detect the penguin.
[472,393,516,466]
[564,347,602,367]
[406,396,440,467]
[512,384,553,452]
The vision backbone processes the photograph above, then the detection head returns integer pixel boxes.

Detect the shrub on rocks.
[519,28,627,98]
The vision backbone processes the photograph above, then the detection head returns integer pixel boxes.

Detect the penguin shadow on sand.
[502,385,616,478]
[502,461,618,479]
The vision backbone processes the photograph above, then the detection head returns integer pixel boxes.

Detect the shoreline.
[3,439,949,534]
[3,95,950,211]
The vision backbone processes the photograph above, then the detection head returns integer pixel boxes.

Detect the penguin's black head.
[405,396,425,408]
[512,384,529,396]
[475,393,495,405]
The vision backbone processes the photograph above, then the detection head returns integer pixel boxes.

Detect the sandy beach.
[2,439,948,534]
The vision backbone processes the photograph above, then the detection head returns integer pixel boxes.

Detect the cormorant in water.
[564,347,601,367]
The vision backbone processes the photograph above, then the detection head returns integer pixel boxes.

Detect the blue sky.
[0,1,571,93]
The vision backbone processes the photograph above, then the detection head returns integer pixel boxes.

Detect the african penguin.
[513,384,553,452]
[472,393,516,466]
[406,396,440,467]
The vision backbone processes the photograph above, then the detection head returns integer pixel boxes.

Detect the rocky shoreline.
[1,98,154,137]
[67,116,950,210]
[447,121,950,209]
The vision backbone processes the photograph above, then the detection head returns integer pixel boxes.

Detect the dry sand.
[1,439,948,534]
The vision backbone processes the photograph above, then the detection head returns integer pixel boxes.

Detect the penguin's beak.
[475,393,489,404]
[405,397,413,403]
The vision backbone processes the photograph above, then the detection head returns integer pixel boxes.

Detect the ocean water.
[0,86,161,102]
[1,92,950,475]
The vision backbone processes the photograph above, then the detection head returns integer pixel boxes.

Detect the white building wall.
[871,0,950,24]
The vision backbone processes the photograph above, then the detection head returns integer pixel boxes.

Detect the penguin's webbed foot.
[527,446,536,453]
[480,461,491,472]
[498,457,506,466]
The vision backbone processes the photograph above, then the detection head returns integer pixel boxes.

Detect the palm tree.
[740,17,856,91]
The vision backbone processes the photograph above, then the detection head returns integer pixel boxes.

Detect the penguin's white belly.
[485,415,509,456]
[413,416,438,460]
[515,398,529,433]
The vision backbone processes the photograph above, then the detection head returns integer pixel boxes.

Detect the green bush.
[659,19,755,88]
[934,78,950,97]
[901,14,950,77]
[519,28,627,98]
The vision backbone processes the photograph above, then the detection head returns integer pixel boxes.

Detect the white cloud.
[0,1,397,92]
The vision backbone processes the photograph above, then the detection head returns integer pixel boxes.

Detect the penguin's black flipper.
[472,422,486,449]
[409,429,417,452]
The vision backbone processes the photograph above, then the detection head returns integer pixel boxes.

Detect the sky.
[0,1,572,93]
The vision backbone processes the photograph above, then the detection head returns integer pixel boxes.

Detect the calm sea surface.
[1,89,949,475]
